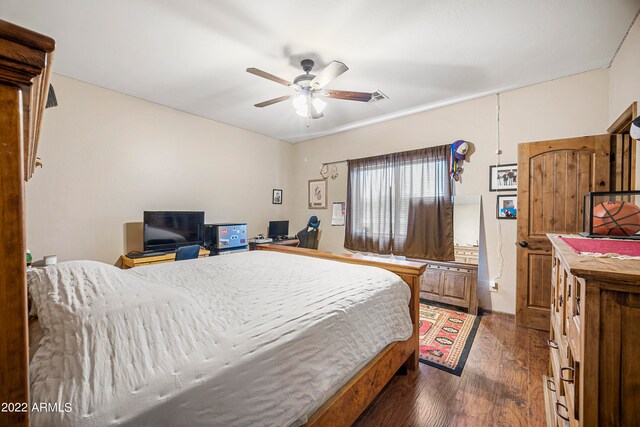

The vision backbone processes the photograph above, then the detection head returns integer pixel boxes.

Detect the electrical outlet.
[489,280,498,292]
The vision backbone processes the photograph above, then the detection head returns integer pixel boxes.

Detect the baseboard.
[479,307,515,317]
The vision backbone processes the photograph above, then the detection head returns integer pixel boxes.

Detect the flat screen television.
[143,211,204,252]
[268,220,289,239]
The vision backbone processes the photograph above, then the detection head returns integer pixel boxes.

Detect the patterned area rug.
[419,300,481,376]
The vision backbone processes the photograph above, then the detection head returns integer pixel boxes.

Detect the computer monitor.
[268,220,289,238]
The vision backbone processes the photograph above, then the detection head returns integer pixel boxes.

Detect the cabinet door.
[420,269,441,299]
[440,270,470,308]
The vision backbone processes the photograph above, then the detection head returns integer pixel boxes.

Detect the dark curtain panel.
[345,145,454,261]
[345,153,395,254]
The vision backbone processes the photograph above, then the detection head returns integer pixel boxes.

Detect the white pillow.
[27,261,135,331]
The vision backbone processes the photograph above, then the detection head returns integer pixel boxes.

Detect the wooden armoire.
[0,20,54,426]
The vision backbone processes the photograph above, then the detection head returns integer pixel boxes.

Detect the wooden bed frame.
[0,20,425,426]
[256,245,425,426]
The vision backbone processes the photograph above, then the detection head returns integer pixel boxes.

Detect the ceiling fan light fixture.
[292,94,307,110]
[293,94,326,118]
[312,97,326,114]
[295,106,308,117]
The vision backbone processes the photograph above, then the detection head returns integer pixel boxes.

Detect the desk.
[121,248,209,269]
[249,239,299,250]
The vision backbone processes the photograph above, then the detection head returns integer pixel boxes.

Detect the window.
[345,145,454,260]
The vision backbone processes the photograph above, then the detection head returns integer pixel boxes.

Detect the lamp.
[293,94,326,118]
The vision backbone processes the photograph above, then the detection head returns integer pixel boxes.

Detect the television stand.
[121,248,209,269]
[126,250,171,259]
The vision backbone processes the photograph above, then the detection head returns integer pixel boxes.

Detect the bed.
[0,21,425,427]
[27,250,419,426]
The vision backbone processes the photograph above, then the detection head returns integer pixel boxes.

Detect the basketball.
[592,201,640,236]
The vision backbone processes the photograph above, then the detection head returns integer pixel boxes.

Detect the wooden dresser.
[544,234,640,426]
[419,246,479,314]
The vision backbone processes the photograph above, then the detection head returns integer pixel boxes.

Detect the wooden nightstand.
[121,248,209,269]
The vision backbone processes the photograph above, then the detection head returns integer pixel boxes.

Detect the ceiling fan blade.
[310,61,349,90]
[254,95,291,108]
[323,90,373,102]
[246,67,298,88]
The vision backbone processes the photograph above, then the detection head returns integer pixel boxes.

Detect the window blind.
[345,145,454,261]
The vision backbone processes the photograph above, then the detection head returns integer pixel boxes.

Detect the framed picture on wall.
[489,163,518,191]
[308,179,328,209]
[272,189,282,204]
[496,194,517,219]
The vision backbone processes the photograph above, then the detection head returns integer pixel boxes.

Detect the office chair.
[296,216,321,249]
[175,245,201,261]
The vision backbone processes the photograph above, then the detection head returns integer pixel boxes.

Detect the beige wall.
[609,16,640,188]
[27,74,292,264]
[29,18,640,313]
[290,69,610,314]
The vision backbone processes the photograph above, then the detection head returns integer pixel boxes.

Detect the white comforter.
[28,251,412,426]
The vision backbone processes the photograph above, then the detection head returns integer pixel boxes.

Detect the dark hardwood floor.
[354,312,548,427]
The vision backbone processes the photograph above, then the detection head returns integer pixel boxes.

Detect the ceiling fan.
[247,59,387,120]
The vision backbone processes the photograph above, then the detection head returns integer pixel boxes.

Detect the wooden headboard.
[0,20,55,426]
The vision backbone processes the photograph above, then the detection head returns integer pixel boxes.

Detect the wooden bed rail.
[256,244,425,426]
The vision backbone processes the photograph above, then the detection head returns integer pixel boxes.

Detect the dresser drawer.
[544,373,571,427]
[566,316,581,363]
[554,266,568,336]
[543,375,559,427]
[556,395,571,427]
[549,337,563,399]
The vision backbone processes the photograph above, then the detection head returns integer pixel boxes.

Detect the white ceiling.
[2,0,639,143]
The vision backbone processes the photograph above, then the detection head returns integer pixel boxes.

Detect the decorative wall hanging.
[449,140,470,181]
[489,163,518,191]
[331,202,346,226]
[496,194,517,219]
[320,163,339,180]
[308,179,328,209]
[272,189,282,204]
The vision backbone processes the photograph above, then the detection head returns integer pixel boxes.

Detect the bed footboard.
[255,245,425,426]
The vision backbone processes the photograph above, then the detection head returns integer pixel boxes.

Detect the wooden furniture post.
[0,20,55,426]
[0,80,29,427]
